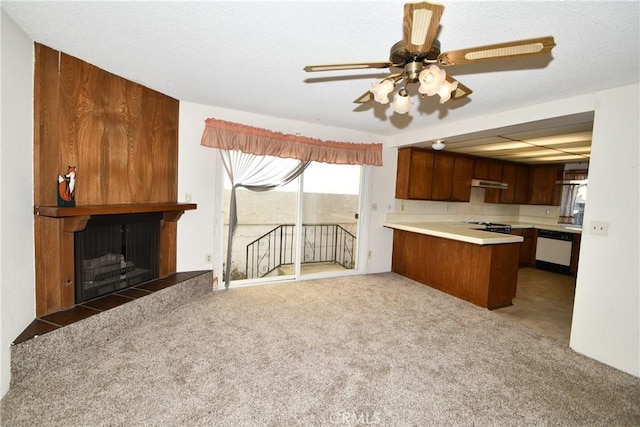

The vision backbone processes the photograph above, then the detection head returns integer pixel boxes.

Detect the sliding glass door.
[222,161,362,285]
[300,162,360,277]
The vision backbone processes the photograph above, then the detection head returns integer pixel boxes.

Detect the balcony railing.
[245,224,356,279]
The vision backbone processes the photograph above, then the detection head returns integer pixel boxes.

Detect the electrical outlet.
[204,254,212,263]
[589,221,609,236]
[371,202,378,211]
[185,192,192,203]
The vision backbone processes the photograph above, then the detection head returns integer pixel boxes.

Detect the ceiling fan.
[304,1,556,114]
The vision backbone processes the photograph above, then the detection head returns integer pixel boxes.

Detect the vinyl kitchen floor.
[494,267,576,345]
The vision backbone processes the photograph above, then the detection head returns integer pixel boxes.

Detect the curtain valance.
[201,118,383,166]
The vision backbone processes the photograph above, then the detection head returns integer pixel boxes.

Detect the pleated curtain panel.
[201,118,383,288]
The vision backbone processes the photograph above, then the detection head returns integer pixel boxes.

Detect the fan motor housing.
[389,39,441,66]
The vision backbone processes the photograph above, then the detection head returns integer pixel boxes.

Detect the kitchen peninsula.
[384,222,524,309]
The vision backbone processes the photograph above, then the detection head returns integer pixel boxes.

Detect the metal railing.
[245,224,356,279]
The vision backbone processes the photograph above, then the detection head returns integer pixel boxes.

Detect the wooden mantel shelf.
[34,202,197,218]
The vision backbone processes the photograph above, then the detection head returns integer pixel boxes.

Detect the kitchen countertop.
[383,220,582,246]
[383,221,524,245]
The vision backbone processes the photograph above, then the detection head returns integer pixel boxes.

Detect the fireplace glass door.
[74,213,161,302]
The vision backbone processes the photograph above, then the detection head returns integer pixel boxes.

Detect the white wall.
[177,102,394,281]
[570,85,639,376]
[389,84,640,377]
[0,11,36,397]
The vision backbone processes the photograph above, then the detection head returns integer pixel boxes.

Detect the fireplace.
[74,213,161,303]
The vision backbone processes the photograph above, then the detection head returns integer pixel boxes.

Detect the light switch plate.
[589,220,609,236]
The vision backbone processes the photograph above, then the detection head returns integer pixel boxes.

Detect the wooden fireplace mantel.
[34,202,197,218]
[33,203,197,316]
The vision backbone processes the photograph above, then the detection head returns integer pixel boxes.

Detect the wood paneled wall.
[34,43,179,206]
[33,43,182,316]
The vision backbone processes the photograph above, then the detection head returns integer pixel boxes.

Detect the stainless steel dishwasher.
[535,229,573,275]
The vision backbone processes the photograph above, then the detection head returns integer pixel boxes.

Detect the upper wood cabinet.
[514,164,531,204]
[528,164,563,205]
[451,156,474,202]
[474,158,504,181]
[396,146,563,206]
[499,162,518,204]
[431,154,455,200]
[489,162,531,205]
[396,148,473,202]
[396,147,435,200]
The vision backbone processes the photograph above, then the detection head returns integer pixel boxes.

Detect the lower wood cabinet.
[570,233,581,275]
[512,228,536,267]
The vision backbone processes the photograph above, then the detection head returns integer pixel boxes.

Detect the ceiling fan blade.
[438,36,556,66]
[403,1,444,55]
[304,61,393,72]
[354,91,374,104]
[446,75,472,100]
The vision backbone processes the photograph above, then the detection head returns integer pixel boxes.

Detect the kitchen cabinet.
[499,163,518,204]
[474,158,504,181]
[396,148,473,202]
[396,147,435,200]
[514,164,531,204]
[477,158,505,204]
[396,147,561,206]
[391,229,520,309]
[512,228,536,267]
[528,164,563,205]
[487,162,531,205]
[451,156,474,202]
[431,153,455,200]
[431,153,474,201]
[570,233,581,275]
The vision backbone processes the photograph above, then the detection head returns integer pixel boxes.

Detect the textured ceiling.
[3,1,639,162]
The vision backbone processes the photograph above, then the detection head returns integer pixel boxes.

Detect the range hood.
[471,179,508,190]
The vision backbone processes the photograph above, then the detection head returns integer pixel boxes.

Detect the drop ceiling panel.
[430,115,593,164]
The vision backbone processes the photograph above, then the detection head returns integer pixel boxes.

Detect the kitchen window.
[559,168,588,226]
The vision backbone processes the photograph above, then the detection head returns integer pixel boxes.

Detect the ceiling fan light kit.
[304,1,556,117]
[371,79,395,104]
[391,89,413,114]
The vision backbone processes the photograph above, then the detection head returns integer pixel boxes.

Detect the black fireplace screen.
[74,213,161,303]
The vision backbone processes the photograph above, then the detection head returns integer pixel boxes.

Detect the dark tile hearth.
[13,271,209,345]
[39,305,100,327]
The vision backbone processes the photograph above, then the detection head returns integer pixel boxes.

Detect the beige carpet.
[2,273,638,426]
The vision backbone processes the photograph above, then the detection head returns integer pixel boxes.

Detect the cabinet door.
[395,148,435,199]
[451,156,474,202]
[500,163,518,204]
[570,233,581,275]
[431,154,455,200]
[487,159,504,181]
[478,158,505,203]
[529,164,563,205]
[512,228,535,267]
[474,158,505,181]
[514,164,531,204]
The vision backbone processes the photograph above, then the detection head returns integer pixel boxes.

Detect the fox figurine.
[57,166,76,207]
